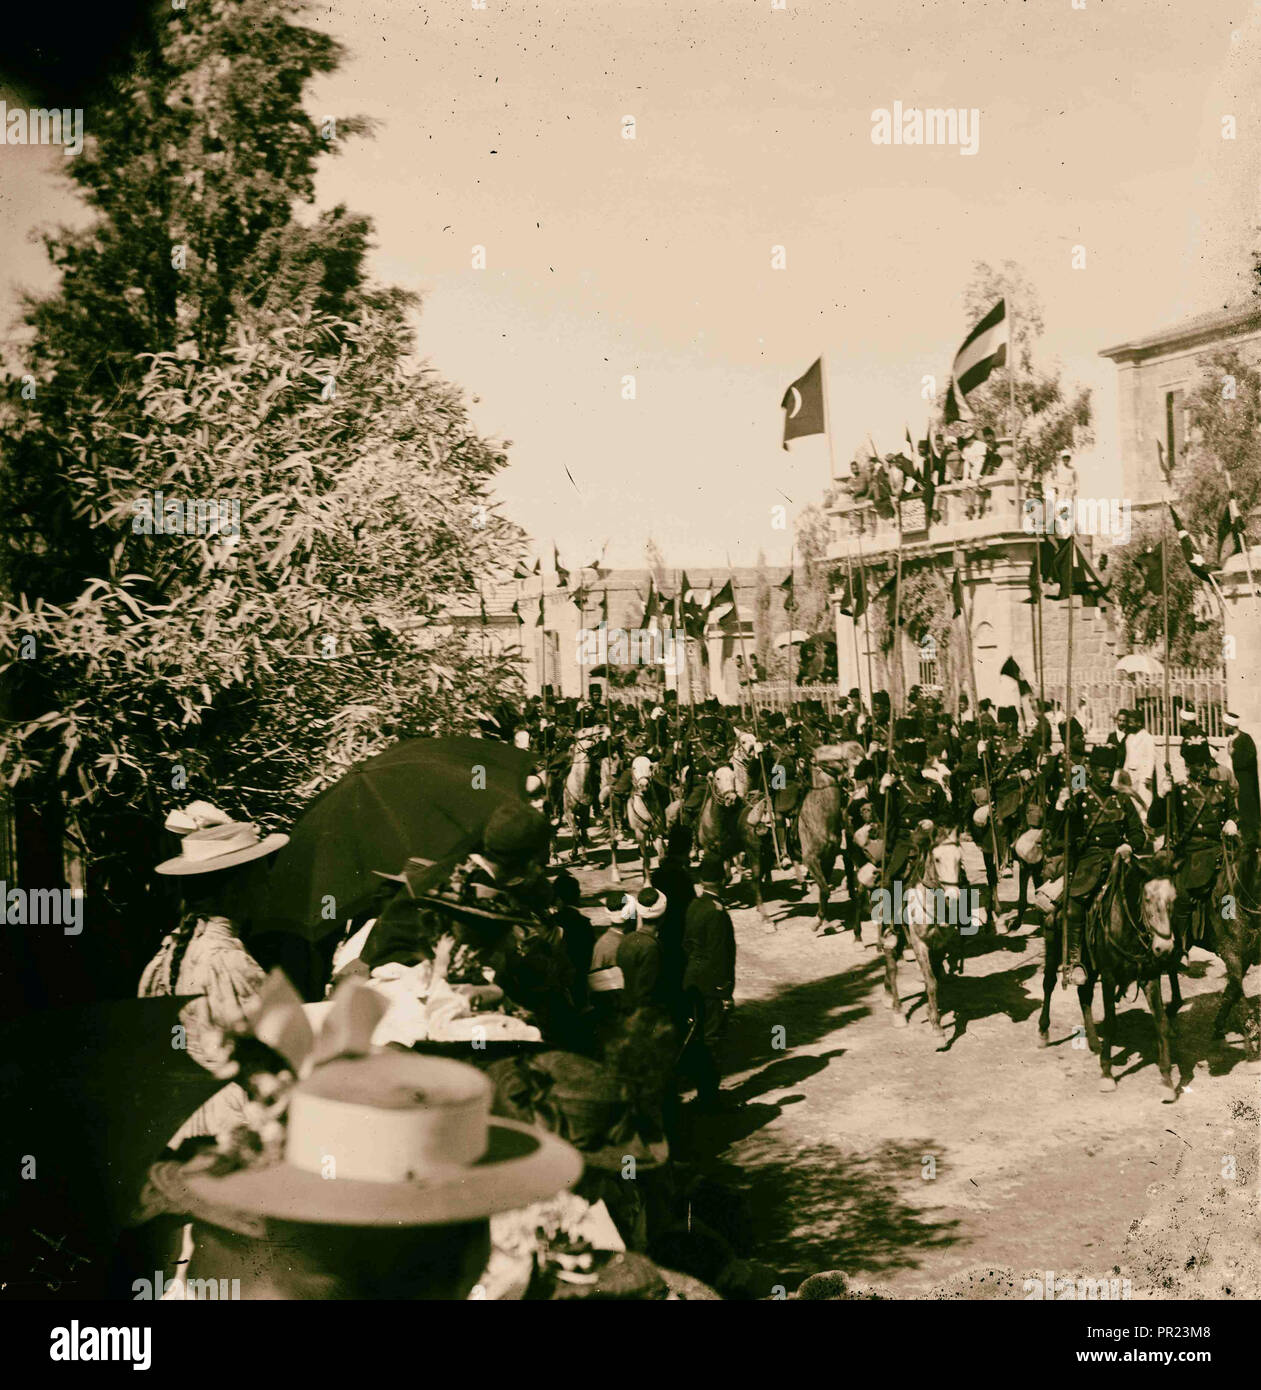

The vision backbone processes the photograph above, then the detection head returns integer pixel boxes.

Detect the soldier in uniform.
[1225,709,1259,849]
[1049,744,1147,985]
[1149,739,1236,947]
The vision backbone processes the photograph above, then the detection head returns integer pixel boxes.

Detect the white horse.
[625,753,666,880]
[561,727,606,862]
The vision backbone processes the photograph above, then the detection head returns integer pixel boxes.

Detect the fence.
[747,668,1226,738]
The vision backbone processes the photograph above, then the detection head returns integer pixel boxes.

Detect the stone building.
[1099,301,1261,517]
[449,565,793,703]
[825,442,1122,717]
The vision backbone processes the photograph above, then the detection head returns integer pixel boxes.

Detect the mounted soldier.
[1149,739,1236,950]
[1048,743,1147,986]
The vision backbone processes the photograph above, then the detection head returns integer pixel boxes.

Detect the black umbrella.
[254,736,536,940]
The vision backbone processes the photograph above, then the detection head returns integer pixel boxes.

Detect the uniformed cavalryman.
[879,723,949,887]
[1048,743,1147,985]
[1149,739,1237,947]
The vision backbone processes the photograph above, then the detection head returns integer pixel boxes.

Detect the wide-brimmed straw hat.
[156,820,289,875]
[155,1049,581,1229]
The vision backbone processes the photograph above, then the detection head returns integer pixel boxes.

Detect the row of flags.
[780,298,1010,453]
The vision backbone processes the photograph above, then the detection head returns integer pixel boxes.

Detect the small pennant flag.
[1218,491,1246,565]
[706,579,736,624]
[535,592,545,627]
[950,298,1008,413]
[571,585,590,610]
[532,558,541,576]
[1170,506,1212,582]
[642,579,660,627]
[838,561,867,619]
[1000,655,1033,697]
[600,589,609,622]
[951,569,966,618]
[1045,535,1108,602]
[780,570,795,613]
[781,358,826,450]
[511,599,523,625]
[553,544,570,589]
[513,562,529,580]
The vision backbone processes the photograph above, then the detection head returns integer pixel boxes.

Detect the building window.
[1165,388,1186,469]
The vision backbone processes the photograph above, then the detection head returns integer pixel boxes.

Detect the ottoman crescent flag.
[950,298,1008,412]
[781,358,826,449]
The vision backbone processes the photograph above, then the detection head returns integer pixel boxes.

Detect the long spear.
[845,550,864,709]
[957,556,1002,890]
[856,533,878,726]
[1061,535,1075,980]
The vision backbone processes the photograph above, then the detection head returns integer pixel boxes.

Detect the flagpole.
[856,533,877,722]
[959,557,1001,882]
[1061,536,1074,980]
[728,556,785,867]
[879,505,903,913]
[1033,536,1050,839]
[1161,520,1173,790]
[846,551,864,709]
[787,544,795,715]
[1224,467,1259,596]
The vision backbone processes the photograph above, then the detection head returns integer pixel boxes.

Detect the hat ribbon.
[178,821,263,862]
[245,970,388,1080]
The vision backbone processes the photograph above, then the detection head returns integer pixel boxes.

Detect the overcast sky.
[4,0,1259,571]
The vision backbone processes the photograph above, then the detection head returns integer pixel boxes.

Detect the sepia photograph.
[0,0,1256,1356]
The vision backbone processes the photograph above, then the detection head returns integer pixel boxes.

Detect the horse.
[1036,850,1179,1099]
[625,754,666,880]
[599,751,624,879]
[1203,838,1261,1062]
[795,751,852,935]
[560,729,603,863]
[881,831,970,1037]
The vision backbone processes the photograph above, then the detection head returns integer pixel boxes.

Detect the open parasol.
[253,737,536,940]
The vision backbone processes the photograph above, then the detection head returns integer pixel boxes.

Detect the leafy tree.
[0,1,525,996]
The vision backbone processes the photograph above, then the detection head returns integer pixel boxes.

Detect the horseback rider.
[1149,739,1237,948]
[1048,743,1147,986]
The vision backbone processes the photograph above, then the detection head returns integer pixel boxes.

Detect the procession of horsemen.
[496,682,1261,1101]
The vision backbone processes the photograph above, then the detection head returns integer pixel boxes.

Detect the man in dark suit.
[1226,710,1260,849]
[680,855,738,1111]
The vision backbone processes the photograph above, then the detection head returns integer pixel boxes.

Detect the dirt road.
[572,838,1260,1299]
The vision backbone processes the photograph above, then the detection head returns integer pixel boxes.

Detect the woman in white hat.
[138,802,289,1141]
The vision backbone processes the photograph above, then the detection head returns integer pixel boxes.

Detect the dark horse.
[795,755,851,935]
[1037,850,1180,1100]
[1203,840,1261,1061]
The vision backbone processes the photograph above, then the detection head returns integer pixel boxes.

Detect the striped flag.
[948,298,1008,416]
[1169,506,1212,582]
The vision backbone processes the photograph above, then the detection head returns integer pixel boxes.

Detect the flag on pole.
[532,558,541,575]
[535,592,545,627]
[1218,491,1247,564]
[600,589,609,622]
[512,561,529,580]
[511,599,523,625]
[571,585,590,611]
[1023,538,1060,604]
[838,564,867,619]
[780,570,795,613]
[948,298,1008,415]
[951,569,966,618]
[1169,506,1212,582]
[478,591,488,626]
[1044,535,1108,602]
[780,358,826,450]
[706,579,736,624]
[641,579,660,628]
[1000,655,1033,697]
[553,544,570,589]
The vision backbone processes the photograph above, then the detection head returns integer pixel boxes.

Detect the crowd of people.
[123,677,1258,1299]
